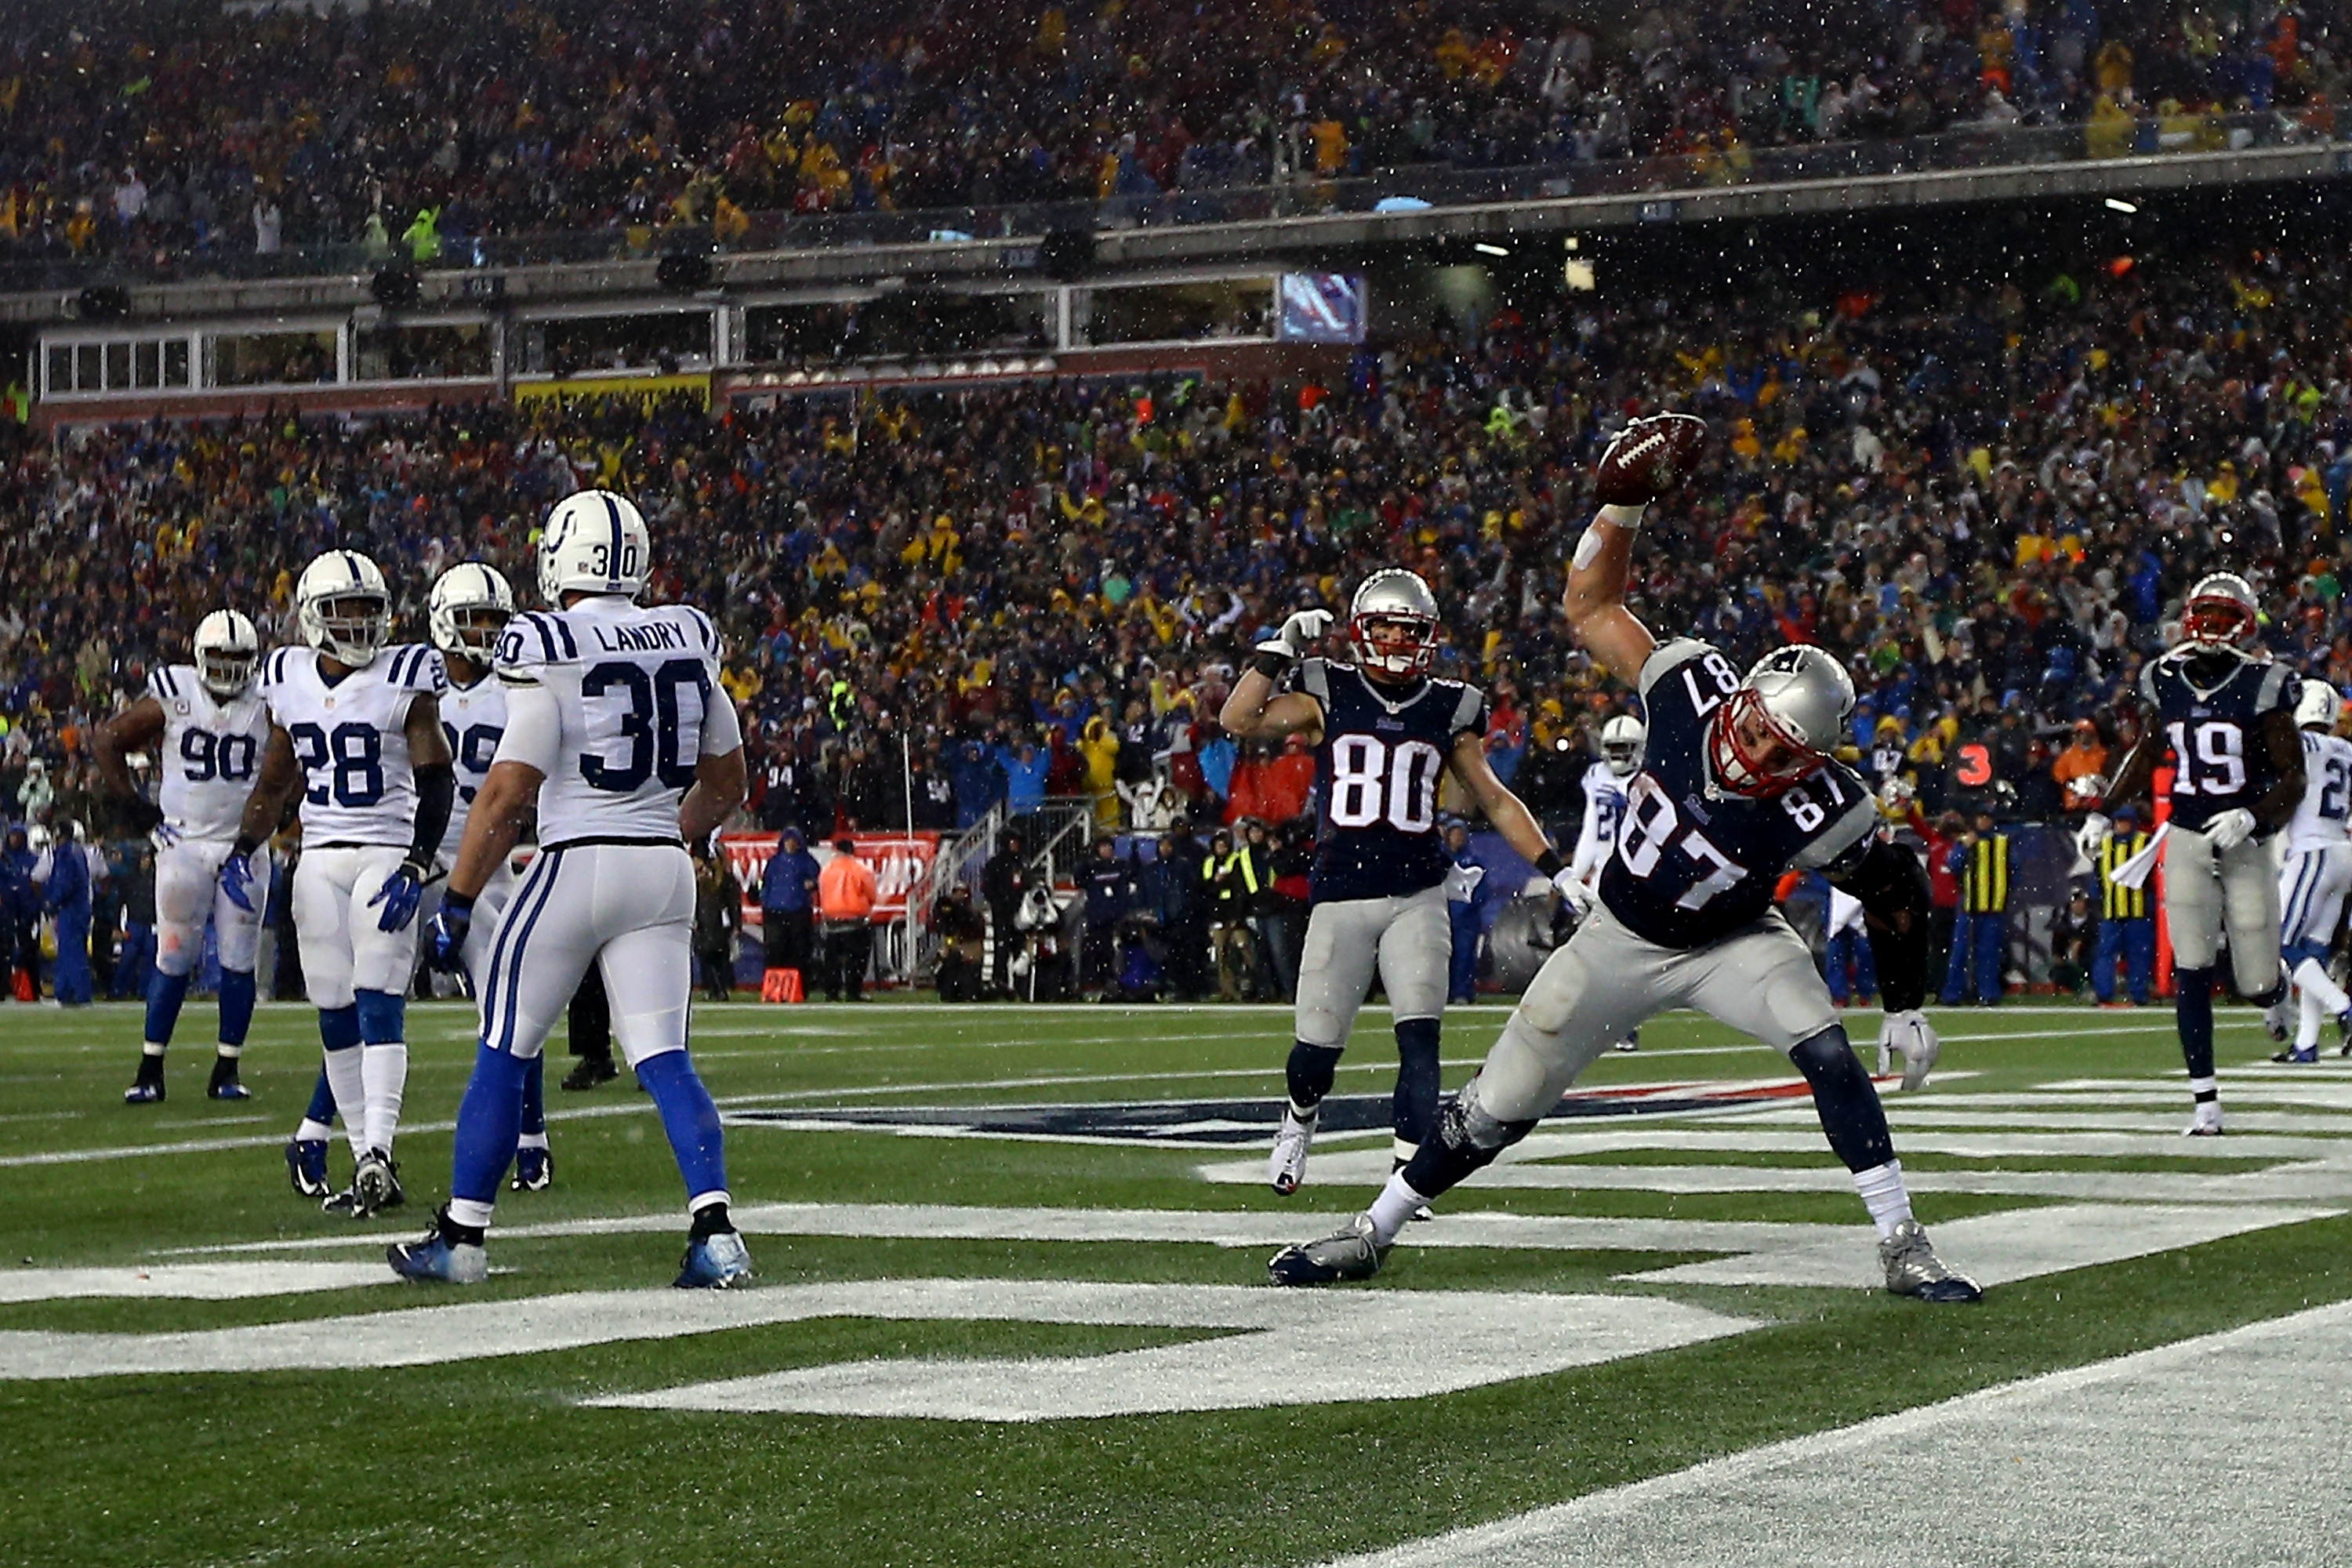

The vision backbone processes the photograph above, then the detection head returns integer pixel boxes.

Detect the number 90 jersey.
[2138,651,2295,834]
[147,664,271,843]
[1293,659,1487,905]
[493,597,742,848]
[258,645,444,847]
[1599,639,1878,949]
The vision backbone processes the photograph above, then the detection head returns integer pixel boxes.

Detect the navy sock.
[451,1044,530,1209]
[354,987,405,1045]
[1398,1092,1538,1200]
[216,968,256,1047]
[304,1068,338,1127]
[520,1052,546,1136]
[2176,965,2216,1083]
[637,1050,728,1201]
[143,967,192,1046]
[1789,1025,1896,1174]
[1285,1041,1344,1112]
[1392,1018,1442,1149]
[319,1004,361,1053]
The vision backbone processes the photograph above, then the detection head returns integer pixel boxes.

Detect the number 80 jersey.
[1599,639,1878,949]
[1294,659,1487,904]
[259,645,445,847]
[493,597,742,848]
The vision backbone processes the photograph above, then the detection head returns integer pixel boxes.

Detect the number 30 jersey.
[259,645,445,848]
[147,664,271,843]
[493,597,742,848]
[1293,658,1486,905]
[2139,651,2294,834]
[1599,639,1878,949]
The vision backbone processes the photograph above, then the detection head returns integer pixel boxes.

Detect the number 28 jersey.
[147,664,271,843]
[493,597,742,848]
[2138,651,2294,834]
[259,644,443,848]
[1293,658,1486,905]
[1599,639,1878,949]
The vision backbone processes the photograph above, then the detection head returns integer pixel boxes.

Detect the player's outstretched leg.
[285,1068,336,1197]
[510,1054,553,1192]
[1270,1041,1341,1195]
[389,1041,525,1286]
[636,1049,751,1287]
[1787,1025,1980,1302]
[2176,966,2223,1134]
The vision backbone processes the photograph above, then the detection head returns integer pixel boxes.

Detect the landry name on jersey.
[147,665,271,842]
[495,599,733,848]
[259,644,444,847]
[1599,638,1878,949]
[1293,658,1486,904]
[432,652,507,866]
[2139,651,2294,834]
[2288,717,2352,854]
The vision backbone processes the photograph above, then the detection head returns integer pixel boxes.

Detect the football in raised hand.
[1595,413,1707,506]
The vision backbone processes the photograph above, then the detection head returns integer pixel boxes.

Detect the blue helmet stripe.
[602,493,623,585]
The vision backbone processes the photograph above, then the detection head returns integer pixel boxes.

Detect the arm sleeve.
[494,677,563,775]
[406,764,454,871]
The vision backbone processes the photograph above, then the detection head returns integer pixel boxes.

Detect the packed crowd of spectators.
[0,0,2340,267]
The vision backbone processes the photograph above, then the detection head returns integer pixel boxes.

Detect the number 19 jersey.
[258,645,444,848]
[493,597,741,848]
[2139,651,2294,834]
[433,658,507,866]
[147,665,270,843]
[1294,658,1486,905]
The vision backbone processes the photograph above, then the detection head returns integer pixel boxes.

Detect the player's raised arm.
[1218,607,1333,741]
[1564,413,1706,681]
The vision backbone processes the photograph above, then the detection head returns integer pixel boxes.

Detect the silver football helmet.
[1708,644,1854,798]
[191,609,260,699]
[2296,678,2342,732]
[540,488,649,604]
[2180,572,2260,653]
[293,550,391,668]
[1599,714,1645,777]
[1348,568,1440,681]
[428,562,516,662]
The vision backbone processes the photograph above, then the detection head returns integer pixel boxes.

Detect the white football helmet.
[191,609,260,699]
[1708,644,1854,798]
[428,562,516,662]
[1599,714,1645,777]
[293,550,392,668]
[2180,572,2260,653]
[540,489,650,604]
[2296,678,2342,732]
[1348,568,1440,681]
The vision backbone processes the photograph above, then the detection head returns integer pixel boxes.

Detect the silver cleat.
[1268,1214,1387,1287]
[1269,1107,1316,1196]
[1879,1219,1983,1303]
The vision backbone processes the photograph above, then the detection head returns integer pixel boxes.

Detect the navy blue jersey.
[2138,651,2295,833]
[1599,639,1878,949]
[1294,659,1487,904]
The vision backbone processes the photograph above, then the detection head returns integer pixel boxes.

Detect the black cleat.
[561,1058,619,1092]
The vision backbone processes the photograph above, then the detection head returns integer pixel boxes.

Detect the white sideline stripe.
[1317,1299,2352,1568]
[0,1262,394,1303]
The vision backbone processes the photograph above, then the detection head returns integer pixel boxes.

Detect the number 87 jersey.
[1599,639,1878,949]
[493,597,739,846]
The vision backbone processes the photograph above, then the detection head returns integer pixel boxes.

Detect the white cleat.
[2184,1101,2224,1138]
[1269,1107,1316,1196]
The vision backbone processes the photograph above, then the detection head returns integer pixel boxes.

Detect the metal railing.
[4,107,2334,296]
[902,803,1003,982]
[1020,800,1098,893]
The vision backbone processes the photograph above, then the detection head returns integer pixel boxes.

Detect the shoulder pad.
[2256,662,2293,713]
[497,612,579,674]
[147,666,184,704]
[2137,659,2165,705]
[383,645,445,695]
[1446,681,1488,737]
[681,604,719,656]
[1637,637,1715,701]
[1294,658,1332,708]
[260,648,298,691]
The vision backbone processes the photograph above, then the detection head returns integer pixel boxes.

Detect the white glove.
[2205,808,2257,852]
[1256,608,1334,661]
[1535,869,1595,919]
[1875,1008,1940,1091]
[2074,811,2111,860]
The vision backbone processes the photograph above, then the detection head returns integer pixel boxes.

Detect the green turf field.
[2,997,2346,1566]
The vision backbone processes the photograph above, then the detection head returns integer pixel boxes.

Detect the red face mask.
[1352,613,1436,679]
[1707,688,1827,797]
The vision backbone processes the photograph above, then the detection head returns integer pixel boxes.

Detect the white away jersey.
[1569,761,1630,884]
[147,664,270,842]
[259,644,444,846]
[2288,729,2352,854]
[493,598,741,847]
[434,658,508,866]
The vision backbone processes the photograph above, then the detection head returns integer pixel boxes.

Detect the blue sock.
[216,969,256,1047]
[304,1068,338,1127]
[354,987,405,1045]
[637,1050,728,1201]
[1392,1017,1442,1150]
[2176,965,2216,1082]
[520,1053,546,1136]
[452,1043,530,1208]
[143,967,192,1046]
[319,1004,361,1052]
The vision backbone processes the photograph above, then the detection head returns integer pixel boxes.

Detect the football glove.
[2205,808,2257,853]
[118,795,165,837]
[1875,1009,1940,1091]
[1528,869,1595,920]
[428,892,474,973]
[219,851,260,913]
[2074,811,2112,861]
[368,859,430,933]
[1256,608,1334,662]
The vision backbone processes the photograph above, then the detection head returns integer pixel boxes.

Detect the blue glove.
[428,892,475,972]
[219,851,260,913]
[369,860,428,933]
